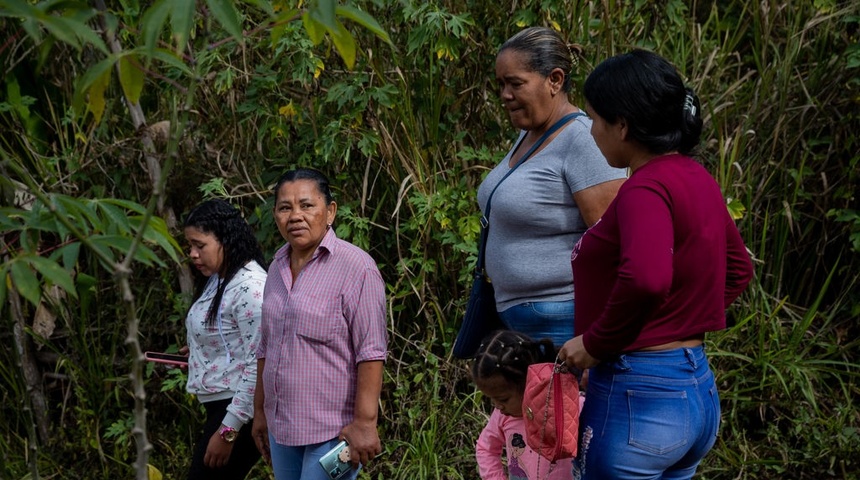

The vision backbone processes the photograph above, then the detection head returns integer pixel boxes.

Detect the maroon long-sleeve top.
[572,154,754,359]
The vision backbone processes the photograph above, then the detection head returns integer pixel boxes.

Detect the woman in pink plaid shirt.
[252,168,388,480]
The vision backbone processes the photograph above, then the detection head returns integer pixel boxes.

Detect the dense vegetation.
[1,0,858,479]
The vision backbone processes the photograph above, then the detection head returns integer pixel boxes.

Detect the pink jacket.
[476,408,574,480]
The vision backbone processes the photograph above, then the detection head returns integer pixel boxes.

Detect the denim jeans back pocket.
[627,389,690,455]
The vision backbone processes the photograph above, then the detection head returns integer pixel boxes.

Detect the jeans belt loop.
[684,347,698,369]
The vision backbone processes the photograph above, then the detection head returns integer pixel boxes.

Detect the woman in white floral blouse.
[181,199,268,480]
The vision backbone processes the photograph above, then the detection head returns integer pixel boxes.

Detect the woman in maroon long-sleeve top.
[558,50,754,479]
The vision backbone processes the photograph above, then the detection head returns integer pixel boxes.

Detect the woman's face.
[496,49,557,131]
[184,227,224,277]
[273,179,337,256]
[586,102,626,169]
[475,374,524,417]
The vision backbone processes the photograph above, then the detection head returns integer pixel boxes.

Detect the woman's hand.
[558,335,600,371]
[251,413,271,464]
[203,429,234,468]
[177,345,190,371]
[340,419,381,468]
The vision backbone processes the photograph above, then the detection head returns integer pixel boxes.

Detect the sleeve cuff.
[221,411,243,430]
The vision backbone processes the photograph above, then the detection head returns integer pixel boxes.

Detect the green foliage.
[1,0,859,479]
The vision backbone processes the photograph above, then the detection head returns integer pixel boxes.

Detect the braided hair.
[183,199,268,326]
[471,330,557,391]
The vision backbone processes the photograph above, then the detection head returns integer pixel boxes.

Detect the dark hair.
[511,433,526,449]
[583,49,703,155]
[183,199,267,326]
[471,330,557,391]
[273,168,334,204]
[499,27,577,93]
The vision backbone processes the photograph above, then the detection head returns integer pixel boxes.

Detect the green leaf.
[308,0,337,32]
[302,12,325,45]
[329,19,356,70]
[101,198,148,215]
[150,48,194,76]
[243,0,275,16]
[87,69,111,125]
[86,235,119,268]
[26,256,77,299]
[58,242,82,271]
[9,260,40,307]
[137,215,183,263]
[169,0,195,53]
[98,202,132,235]
[118,54,145,105]
[50,14,108,54]
[39,14,82,51]
[205,0,244,44]
[727,197,746,221]
[141,0,172,58]
[335,5,391,45]
[73,56,116,121]
[55,195,100,234]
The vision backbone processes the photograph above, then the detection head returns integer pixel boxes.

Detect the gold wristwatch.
[218,425,238,443]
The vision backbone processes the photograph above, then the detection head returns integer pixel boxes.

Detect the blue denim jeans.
[498,300,574,348]
[573,346,720,480]
[269,435,360,480]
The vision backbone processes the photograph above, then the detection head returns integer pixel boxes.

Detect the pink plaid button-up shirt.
[258,228,387,446]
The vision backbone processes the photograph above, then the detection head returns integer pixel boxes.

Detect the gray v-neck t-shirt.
[477,116,628,312]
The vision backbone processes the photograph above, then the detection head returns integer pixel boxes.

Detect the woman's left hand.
[340,419,381,468]
[203,430,234,468]
[559,335,601,371]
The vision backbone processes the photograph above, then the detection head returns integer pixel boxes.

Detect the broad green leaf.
[335,5,391,44]
[9,260,40,306]
[243,0,274,16]
[141,0,171,58]
[169,0,195,53]
[0,0,41,18]
[727,197,746,221]
[86,235,119,268]
[272,8,300,23]
[329,19,356,70]
[118,54,145,105]
[46,196,74,238]
[0,207,21,230]
[151,48,194,76]
[26,256,77,299]
[39,14,82,50]
[128,214,183,263]
[55,195,100,234]
[6,76,29,121]
[91,235,163,267]
[302,11,325,45]
[101,198,148,215]
[308,0,337,32]
[97,202,132,235]
[57,242,82,271]
[205,0,244,44]
[269,9,300,46]
[73,56,116,120]
[49,14,108,54]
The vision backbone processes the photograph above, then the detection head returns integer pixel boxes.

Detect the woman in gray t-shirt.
[477,27,626,347]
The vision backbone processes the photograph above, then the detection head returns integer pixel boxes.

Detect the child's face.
[475,374,523,417]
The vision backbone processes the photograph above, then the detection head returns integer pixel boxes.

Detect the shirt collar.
[278,227,337,262]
